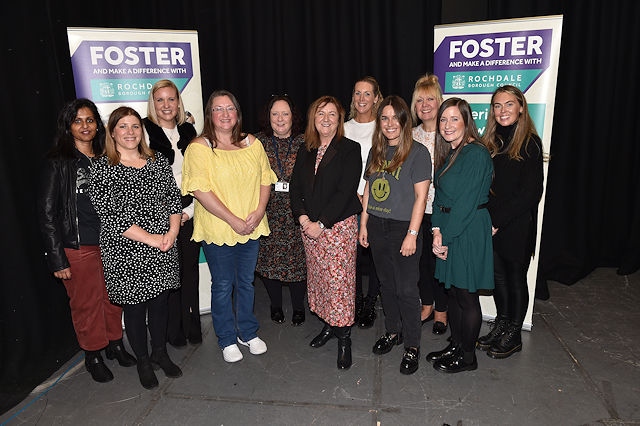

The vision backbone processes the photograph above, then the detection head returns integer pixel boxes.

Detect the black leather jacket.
[37,153,81,272]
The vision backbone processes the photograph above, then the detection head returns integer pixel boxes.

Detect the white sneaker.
[222,344,243,363]
[237,337,267,355]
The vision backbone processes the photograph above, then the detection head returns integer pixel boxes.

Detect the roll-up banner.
[67,27,212,313]
[434,15,563,329]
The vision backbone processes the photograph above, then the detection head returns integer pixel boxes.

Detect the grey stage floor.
[1,267,639,426]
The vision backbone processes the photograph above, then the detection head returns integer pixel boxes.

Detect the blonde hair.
[410,73,444,126]
[348,76,383,120]
[146,79,188,125]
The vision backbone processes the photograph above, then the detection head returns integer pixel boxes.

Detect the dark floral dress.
[255,132,306,282]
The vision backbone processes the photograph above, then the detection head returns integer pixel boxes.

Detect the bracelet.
[407,229,418,236]
[318,221,326,230]
[431,227,440,234]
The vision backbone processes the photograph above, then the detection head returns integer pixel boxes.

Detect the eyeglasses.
[212,105,237,114]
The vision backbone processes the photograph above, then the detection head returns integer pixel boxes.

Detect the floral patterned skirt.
[302,215,357,327]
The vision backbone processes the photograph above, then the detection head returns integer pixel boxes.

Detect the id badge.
[275,181,289,192]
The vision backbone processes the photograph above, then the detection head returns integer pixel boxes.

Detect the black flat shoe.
[400,347,420,375]
[426,341,460,363]
[433,351,477,374]
[372,332,403,355]
[291,310,305,326]
[271,307,285,324]
[85,352,113,383]
[432,321,448,335]
[310,324,334,348]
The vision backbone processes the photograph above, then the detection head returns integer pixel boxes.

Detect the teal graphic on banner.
[90,78,190,102]
[471,103,546,136]
[446,70,542,94]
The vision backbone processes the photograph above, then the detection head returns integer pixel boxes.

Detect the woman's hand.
[230,216,253,236]
[359,226,369,248]
[432,231,448,260]
[245,208,265,233]
[180,212,190,226]
[160,230,178,252]
[53,267,71,280]
[492,226,498,236]
[400,234,417,257]
[304,221,324,240]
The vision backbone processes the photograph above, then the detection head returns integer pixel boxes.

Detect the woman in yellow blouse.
[182,90,277,363]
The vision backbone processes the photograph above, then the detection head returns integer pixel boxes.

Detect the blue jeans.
[202,239,260,349]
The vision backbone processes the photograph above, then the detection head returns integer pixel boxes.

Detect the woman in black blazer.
[477,85,543,359]
[289,95,362,369]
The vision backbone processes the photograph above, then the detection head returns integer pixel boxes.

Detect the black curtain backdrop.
[2,0,638,414]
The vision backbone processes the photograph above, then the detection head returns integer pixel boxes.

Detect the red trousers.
[63,245,123,351]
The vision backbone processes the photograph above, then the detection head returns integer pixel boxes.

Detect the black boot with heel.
[334,326,352,369]
[105,339,137,367]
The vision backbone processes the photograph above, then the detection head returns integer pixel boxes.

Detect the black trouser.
[493,250,529,326]
[167,218,202,341]
[448,286,482,354]
[418,213,448,312]
[356,245,380,298]
[367,215,422,348]
[123,290,169,358]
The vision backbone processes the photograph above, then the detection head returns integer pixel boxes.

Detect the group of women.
[37,73,542,387]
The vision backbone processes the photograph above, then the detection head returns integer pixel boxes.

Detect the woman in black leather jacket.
[37,99,136,383]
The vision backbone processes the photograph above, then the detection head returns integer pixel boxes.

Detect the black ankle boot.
[425,341,460,363]
[358,295,377,329]
[85,351,113,383]
[487,322,522,359]
[476,317,509,351]
[136,356,159,389]
[309,323,334,348]
[105,339,137,367]
[334,326,352,369]
[150,348,183,378]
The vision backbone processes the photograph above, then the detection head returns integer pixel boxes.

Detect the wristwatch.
[318,221,325,230]
[407,229,418,236]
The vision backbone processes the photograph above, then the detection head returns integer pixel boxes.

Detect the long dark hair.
[365,95,413,177]
[201,89,244,148]
[49,98,105,158]
[433,98,484,185]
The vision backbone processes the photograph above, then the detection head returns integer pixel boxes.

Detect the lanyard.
[271,135,293,180]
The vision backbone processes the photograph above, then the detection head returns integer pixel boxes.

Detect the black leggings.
[448,286,482,353]
[493,250,529,326]
[262,277,306,311]
[123,290,169,358]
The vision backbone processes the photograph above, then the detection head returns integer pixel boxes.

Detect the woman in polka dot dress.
[89,106,183,390]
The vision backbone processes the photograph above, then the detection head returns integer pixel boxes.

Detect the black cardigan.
[289,136,362,228]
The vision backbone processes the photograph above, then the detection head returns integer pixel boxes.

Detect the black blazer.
[289,136,362,228]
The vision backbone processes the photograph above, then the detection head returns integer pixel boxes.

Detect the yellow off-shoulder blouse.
[181,138,278,246]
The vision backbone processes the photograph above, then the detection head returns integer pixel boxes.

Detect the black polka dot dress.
[89,153,182,304]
